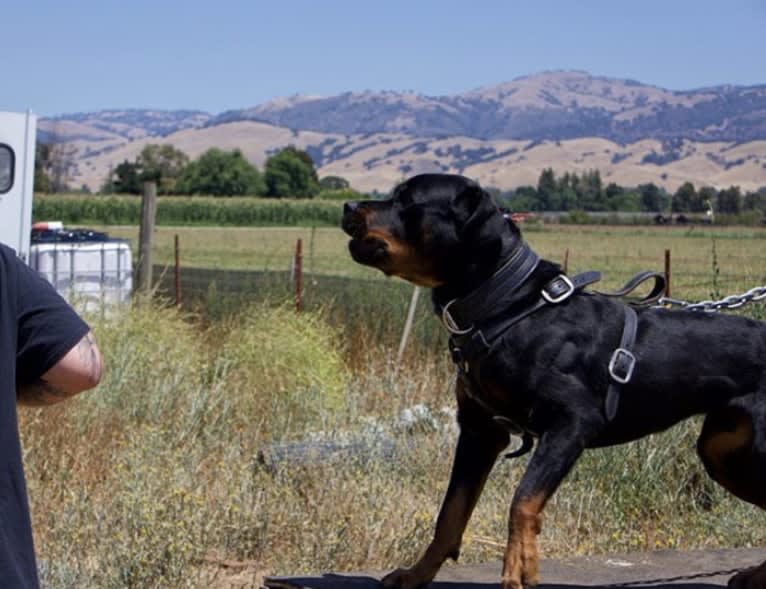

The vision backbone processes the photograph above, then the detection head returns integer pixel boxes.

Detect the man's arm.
[17,331,103,406]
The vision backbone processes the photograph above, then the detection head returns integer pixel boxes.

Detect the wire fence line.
[151,247,764,310]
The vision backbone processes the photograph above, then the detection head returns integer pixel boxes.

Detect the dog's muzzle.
[342,201,390,267]
[342,202,366,239]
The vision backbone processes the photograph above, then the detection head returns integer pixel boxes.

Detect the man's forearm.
[17,332,103,406]
[17,378,76,406]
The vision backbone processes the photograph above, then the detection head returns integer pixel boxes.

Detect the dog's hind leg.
[697,398,766,589]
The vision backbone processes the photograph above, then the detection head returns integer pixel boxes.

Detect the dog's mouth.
[342,202,391,268]
[347,233,390,268]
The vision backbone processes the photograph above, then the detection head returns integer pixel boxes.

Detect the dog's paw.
[501,576,523,589]
[730,564,766,589]
[381,567,433,589]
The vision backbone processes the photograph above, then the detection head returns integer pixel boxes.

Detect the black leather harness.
[436,240,665,456]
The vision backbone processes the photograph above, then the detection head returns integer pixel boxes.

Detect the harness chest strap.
[450,273,642,423]
[605,305,638,421]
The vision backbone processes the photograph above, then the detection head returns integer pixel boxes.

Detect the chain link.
[657,285,766,312]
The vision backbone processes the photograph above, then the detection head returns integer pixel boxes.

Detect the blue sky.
[2,0,765,117]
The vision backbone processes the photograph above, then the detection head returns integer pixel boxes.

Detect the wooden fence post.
[136,181,157,293]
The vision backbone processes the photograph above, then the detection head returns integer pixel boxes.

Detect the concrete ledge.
[264,548,763,588]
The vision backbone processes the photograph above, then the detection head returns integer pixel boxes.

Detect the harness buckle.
[542,274,575,304]
[608,347,636,384]
[449,345,470,374]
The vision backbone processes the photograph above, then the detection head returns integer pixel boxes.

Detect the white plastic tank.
[30,229,133,313]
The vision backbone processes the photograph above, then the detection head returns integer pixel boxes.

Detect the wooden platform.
[264,548,762,588]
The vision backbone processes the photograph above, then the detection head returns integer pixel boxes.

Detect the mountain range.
[38,71,766,193]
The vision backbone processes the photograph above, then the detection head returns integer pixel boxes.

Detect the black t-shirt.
[0,243,90,588]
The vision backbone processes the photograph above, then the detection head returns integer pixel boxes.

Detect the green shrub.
[82,301,208,422]
[218,304,349,434]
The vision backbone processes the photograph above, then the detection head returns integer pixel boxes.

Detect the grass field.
[100,222,766,300]
[19,222,766,588]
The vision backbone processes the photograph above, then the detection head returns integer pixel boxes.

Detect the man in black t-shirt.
[0,242,103,588]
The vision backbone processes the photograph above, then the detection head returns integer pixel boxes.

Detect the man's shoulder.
[0,243,20,275]
[0,242,19,261]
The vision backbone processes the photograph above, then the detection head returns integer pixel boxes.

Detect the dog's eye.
[400,204,421,219]
[397,192,414,207]
[401,205,424,237]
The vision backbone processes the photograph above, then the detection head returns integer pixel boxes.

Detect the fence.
[146,230,766,356]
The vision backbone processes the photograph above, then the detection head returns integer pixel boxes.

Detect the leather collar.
[437,241,540,334]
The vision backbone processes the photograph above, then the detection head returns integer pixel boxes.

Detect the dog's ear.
[451,181,496,235]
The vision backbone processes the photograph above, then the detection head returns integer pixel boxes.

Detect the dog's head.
[342,174,519,289]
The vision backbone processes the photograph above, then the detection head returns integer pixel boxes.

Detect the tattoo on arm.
[77,332,103,385]
[17,332,103,407]
[17,379,73,407]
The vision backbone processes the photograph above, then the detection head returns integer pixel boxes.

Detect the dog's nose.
[344,202,359,217]
[342,202,367,237]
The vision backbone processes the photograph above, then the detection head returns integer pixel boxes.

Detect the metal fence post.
[295,238,303,312]
[174,233,181,306]
[665,249,672,297]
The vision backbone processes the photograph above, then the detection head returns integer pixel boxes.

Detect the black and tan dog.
[342,173,766,589]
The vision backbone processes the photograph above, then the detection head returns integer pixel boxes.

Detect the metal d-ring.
[441,299,473,335]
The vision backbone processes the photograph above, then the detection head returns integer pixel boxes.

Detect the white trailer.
[0,110,36,261]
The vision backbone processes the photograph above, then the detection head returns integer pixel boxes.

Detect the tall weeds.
[19,299,766,588]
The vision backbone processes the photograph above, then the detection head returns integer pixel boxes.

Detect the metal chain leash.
[657,285,766,312]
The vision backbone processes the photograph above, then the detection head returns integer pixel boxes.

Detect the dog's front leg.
[382,426,507,589]
[502,427,586,589]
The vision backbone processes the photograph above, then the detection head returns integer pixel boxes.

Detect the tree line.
[35,143,353,198]
[101,144,353,198]
[498,168,765,216]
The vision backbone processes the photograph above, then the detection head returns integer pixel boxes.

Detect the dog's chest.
[458,367,540,436]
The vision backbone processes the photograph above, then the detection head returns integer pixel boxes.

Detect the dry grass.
[18,291,766,588]
[16,224,766,587]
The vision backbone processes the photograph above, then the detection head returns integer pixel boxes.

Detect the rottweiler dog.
[342,173,766,589]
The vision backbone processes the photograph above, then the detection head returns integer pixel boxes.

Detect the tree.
[508,185,540,211]
[34,144,51,193]
[176,148,264,196]
[319,175,350,190]
[716,186,742,215]
[34,142,73,193]
[108,160,142,194]
[557,172,579,210]
[672,182,696,212]
[536,168,558,210]
[578,170,605,211]
[265,147,320,198]
[137,144,189,194]
[638,183,668,212]
[743,190,765,212]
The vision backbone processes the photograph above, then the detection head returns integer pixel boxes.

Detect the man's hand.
[17,331,103,406]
